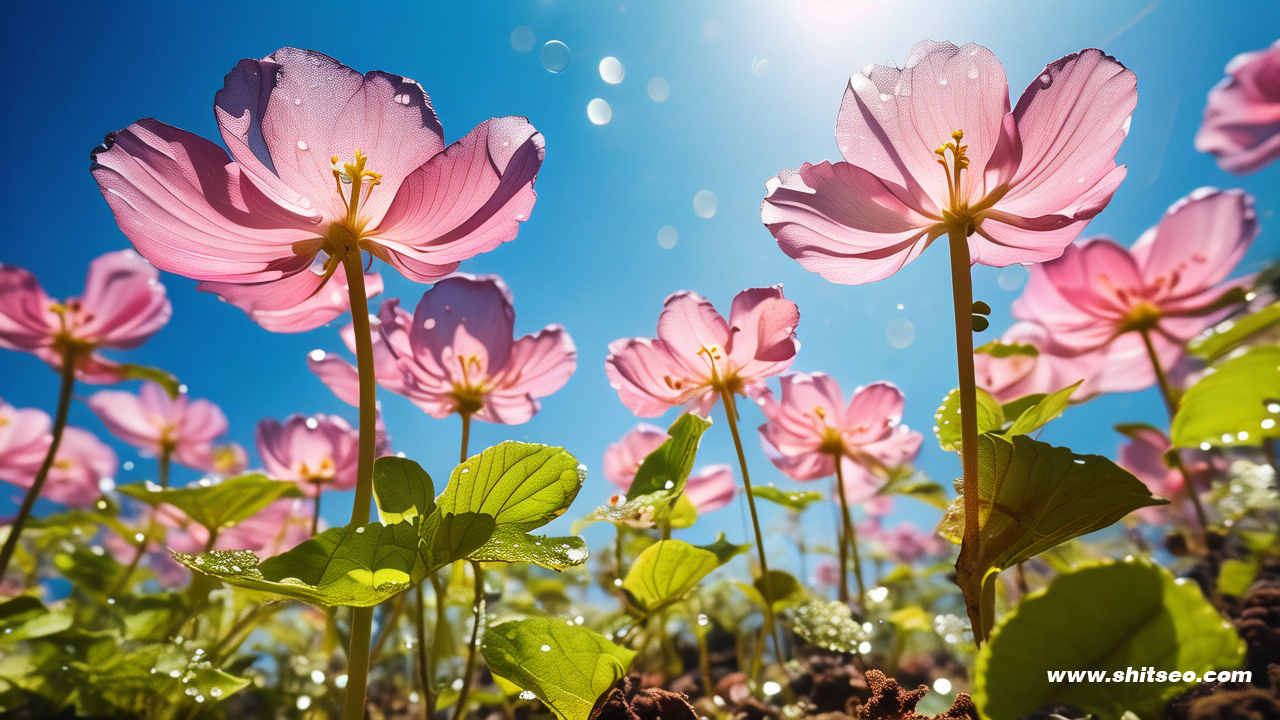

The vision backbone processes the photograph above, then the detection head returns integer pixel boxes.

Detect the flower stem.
[415,583,434,720]
[312,489,322,537]
[0,351,76,580]
[454,561,484,720]
[339,250,378,720]
[460,412,472,465]
[695,622,715,701]
[158,450,171,490]
[1138,329,1210,535]
[718,388,783,675]
[834,458,866,609]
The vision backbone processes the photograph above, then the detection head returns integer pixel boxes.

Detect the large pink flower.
[255,414,359,496]
[87,382,229,471]
[606,288,800,417]
[159,497,315,556]
[1012,188,1257,369]
[0,251,170,383]
[2,426,116,507]
[91,47,545,332]
[310,274,575,424]
[756,374,922,505]
[602,424,736,514]
[761,41,1137,285]
[972,321,1160,403]
[1195,40,1280,174]
[0,400,51,486]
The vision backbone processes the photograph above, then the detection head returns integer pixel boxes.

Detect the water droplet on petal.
[1039,73,1052,87]
[294,98,302,105]
[938,78,948,86]
[967,67,979,80]
[423,317,436,330]
[587,98,612,125]
[541,41,572,73]
[297,140,308,151]
[879,93,891,102]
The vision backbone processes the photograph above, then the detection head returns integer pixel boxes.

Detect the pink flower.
[255,414,360,496]
[1195,40,1280,174]
[1012,188,1258,370]
[104,521,188,588]
[602,424,737,513]
[210,269,385,334]
[606,288,800,417]
[973,321,1157,403]
[159,497,315,556]
[211,442,249,477]
[310,274,575,424]
[0,400,52,486]
[756,374,922,505]
[87,382,229,471]
[860,517,947,564]
[811,557,841,588]
[2,427,116,507]
[0,250,170,383]
[91,48,544,333]
[761,41,1136,285]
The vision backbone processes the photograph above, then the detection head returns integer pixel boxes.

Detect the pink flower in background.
[811,557,841,588]
[0,400,51,485]
[160,497,315,556]
[602,424,737,513]
[756,374,922,505]
[761,41,1136,285]
[0,250,170,383]
[1195,40,1280,174]
[1116,427,1219,525]
[1013,188,1257,372]
[104,526,189,588]
[860,517,947,564]
[87,382,229,471]
[310,274,575,424]
[2,427,116,507]
[606,287,800,417]
[91,47,545,333]
[255,414,360,496]
[211,442,249,477]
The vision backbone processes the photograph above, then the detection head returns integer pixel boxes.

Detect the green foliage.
[1171,345,1280,449]
[1004,381,1082,436]
[740,569,805,611]
[877,468,949,510]
[481,616,636,720]
[935,381,1083,453]
[118,474,301,534]
[784,599,867,653]
[627,413,712,499]
[116,364,181,398]
[935,387,1004,452]
[469,529,588,571]
[750,485,824,511]
[372,456,435,524]
[974,340,1039,357]
[1188,302,1280,362]
[0,597,72,641]
[622,535,746,614]
[975,559,1244,720]
[943,434,1166,638]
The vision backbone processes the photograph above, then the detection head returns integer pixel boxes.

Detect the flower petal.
[655,291,731,378]
[373,117,544,268]
[724,286,800,381]
[1194,41,1280,175]
[410,274,515,378]
[0,265,56,354]
[200,270,383,334]
[603,424,669,490]
[1012,239,1141,353]
[482,325,576,424]
[606,337,705,418]
[308,350,362,407]
[87,389,161,452]
[842,381,905,446]
[1131,188,1258,306]
[72,250,171,349]
[683,464,736,514]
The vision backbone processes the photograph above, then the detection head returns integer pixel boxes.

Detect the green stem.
[718,388,783,675]
[454,561,484,720]
[832,460,849,605]
[835,459,866,609]
[1139,328,1210,535]
[416,583,434,720]
[311,486,322,537]
[460,412,472,465]
[0,352,76,580]
[695,622,715,701]
[615,526,626,583]
[339,250,378,720]
[158,450,171,490]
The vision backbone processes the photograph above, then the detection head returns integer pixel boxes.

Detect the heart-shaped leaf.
[438,442,585,533]
[750,485,824,512]
[1004,381,1082,436]
[627,413,713,499]
[942,434,1166,639]
[418,511,498,573]
[1188,301,1280,362]
[622,535,745,614]
[175,518,427,607]
[118,475,301,534]
[975,559,1244,720]
[481,616,636,720]
[373,456,435,525]
[934,387,1004,452]
[1171,345,1280,449]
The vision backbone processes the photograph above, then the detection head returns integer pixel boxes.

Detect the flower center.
[935,129,979,235]
[318,150,383,277]
[450,355,489,416]
[694,346,743,395]
[1117,301,1163,334]
[299,457,336,483]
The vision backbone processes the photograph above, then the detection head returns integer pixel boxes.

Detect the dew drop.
[541,41,572,73]
[297,140,308,151]
[938,78,948,86]
[599,57,625,84]
[587,98,612,125]
[423,317,436,330]
[540,644,551,652]
[294,98,302,105]
[968,67,979,80]
[1039,73,1052,87]
[305,417,319,430]
[356,526,365,534]
[520,691,537,700]
[879,93,891,102]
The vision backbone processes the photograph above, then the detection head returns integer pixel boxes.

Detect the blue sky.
[1,1,1276,573]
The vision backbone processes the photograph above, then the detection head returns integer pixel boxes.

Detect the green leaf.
[1004,381,1082,436]
[572,489,679,533]
[1000,394,1047,425]
[877,469,949,510]
[469,528,588,571]
[175,519,425,607]
[1171,345,1280,449]
[934,387,1004,452]
[668,494,698,529]
[696,532,751,565]
[975,559,1245,720]
[750,485,824,512]
[944,434,1166,639]
[752,569,805,610]
[974,340,1039,358]
[1218,558,1260,598]
[627,413,712,499]
[419,512,498,573]
[1188,302,1280,362]
[373,456,435,525]
[438,442,585,532]
[118,474,301,534]
[117,364,181,398]
[784,599,867,653]
[0,597,72,642]
[622,539,734,614]
[480,616,636,720]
